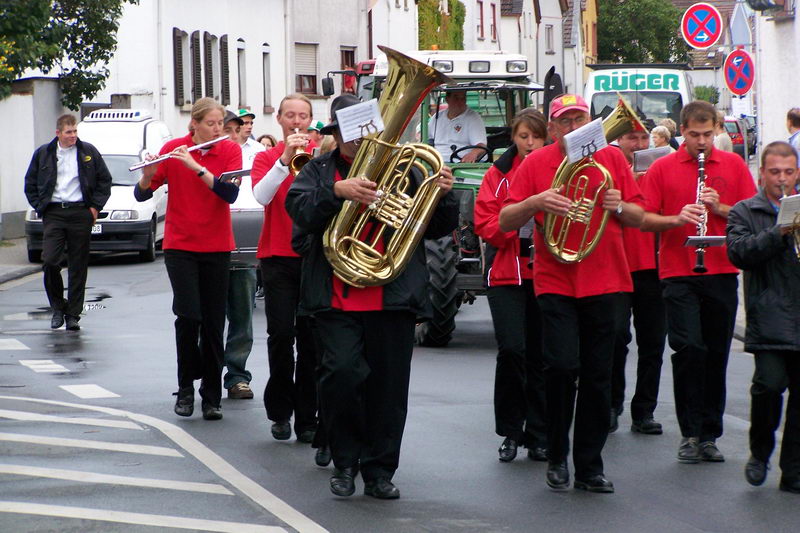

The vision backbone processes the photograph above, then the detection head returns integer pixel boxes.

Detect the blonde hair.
[278,93,313,116]
[658,118,677,137]
[651,126,671,142]
[188,97,225,132]
[56,114,77,131]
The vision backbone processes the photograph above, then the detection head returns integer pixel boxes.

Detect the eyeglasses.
[554,115,589,128]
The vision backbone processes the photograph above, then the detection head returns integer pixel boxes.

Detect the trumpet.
[692,152,708,273]
[289,128,312,174]
[128,136,228,171]
[779,184,800,259]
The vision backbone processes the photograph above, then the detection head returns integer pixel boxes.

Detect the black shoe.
[609,409,619,433]
[631,418,663,435]
[779,477,800,494]
[527,446,548,462]
[678,437,700,464]
[271,420,291,440]
[201,403,223,420]
[297,429,316,444]
[745,456,768,486]
[498,437,518,462]
[364,478,400,499]
[699,440,725,462]
[546,461,570,491]
[65,315,80,331]
[574,474,615,493]
[51,310,65,329]
[330,466,358,497]
[315,446,332,467]
[173,387,194,417]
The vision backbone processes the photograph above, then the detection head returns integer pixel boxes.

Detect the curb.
[0,265,41,286]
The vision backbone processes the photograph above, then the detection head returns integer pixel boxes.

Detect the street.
[1,252,799,533]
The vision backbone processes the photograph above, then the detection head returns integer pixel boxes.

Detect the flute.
[128,136,229,171]
[692,152,708,273]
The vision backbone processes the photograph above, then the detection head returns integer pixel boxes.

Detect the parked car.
[724,115,750,160]
[26,109,172,263]
[742,114,757,155]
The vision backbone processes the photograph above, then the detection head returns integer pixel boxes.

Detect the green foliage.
[597,0,689,63]
[694,85,720,105]
[0,0,136,110]
[419,0,465,50]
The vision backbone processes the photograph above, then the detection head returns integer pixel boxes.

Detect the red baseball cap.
[549,94,589,119]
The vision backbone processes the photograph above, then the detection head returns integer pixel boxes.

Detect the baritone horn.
[322,46,453,288]
[543,97,646,263]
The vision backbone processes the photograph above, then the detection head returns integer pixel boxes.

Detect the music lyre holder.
[684,236,726,248]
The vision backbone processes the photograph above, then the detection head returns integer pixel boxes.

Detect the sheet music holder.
[218,169,250,183]
[633,146,672,173]
[777,193,800,226]
[684,236,726,247]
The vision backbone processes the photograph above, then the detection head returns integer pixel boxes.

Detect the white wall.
[371,0,418,54]
[464,0,504,50]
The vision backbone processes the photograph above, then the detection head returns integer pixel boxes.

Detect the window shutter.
[173,28,184,106]
[220,35,230,105]
[204,32,213,98]
[295,44,316,75]
[191,30,202,102]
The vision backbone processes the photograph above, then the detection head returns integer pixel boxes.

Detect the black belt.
[50,201,86,208]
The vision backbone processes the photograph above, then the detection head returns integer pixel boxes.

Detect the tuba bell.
[322,46,453,288]
[543,97,646,263]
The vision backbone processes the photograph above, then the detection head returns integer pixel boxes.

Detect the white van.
[584,64,694,126]
[25,109,172,262]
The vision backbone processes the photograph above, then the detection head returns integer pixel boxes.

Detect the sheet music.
[777,193,800,226]
[336,99,385,144]
[633,146,672,173]
[563,118,607,164]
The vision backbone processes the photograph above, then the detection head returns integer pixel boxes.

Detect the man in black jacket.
[24,114,111,331]
[727,140,800,493]
[286,94,458,499]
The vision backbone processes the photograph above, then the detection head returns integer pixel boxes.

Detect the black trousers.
[41,205,93,318]
[750,350,800,478]
[662,274,738,441]
[314,309,415,482]
[261,257,317,433]
[538,292,624,479]
[612,269,667,420]
[164,250,230,408]
[486,280,547,447]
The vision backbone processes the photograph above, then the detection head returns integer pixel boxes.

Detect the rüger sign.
[592,71,681,92]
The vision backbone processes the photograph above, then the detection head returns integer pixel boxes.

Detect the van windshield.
[590,91,683,125]
[104,155,143,186]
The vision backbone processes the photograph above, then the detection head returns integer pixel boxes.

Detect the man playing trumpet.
[499,94,645,493]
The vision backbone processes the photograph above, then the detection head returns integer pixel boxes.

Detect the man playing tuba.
[499,94,645,493]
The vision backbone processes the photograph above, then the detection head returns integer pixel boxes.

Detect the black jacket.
[24,137,112,215]
[285,148,459,318]
[726,190,800,352]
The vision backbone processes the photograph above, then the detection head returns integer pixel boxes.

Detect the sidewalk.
[0,237,41,285]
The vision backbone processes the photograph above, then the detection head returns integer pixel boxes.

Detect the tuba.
[543,97,646,263]
[323,46,453,288]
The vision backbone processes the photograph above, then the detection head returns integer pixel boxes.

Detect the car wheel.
[27,248,42,263]
[139,220,156,262]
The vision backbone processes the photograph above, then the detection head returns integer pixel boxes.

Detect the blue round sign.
[681,3,723,50]
[724,49,754,96]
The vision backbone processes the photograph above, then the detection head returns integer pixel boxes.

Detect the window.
[220,35,230,105]
[172,28,190,106]
[477,1,485,39]
[190,30,202,102]
[237,38,246,107]
[295,43,318,95]
[490,3,497,41]
[545,24,554,54]
[341,47,356,94]
[262,43,272,111]
[203,32,221,101]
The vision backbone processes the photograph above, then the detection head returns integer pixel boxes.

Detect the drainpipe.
[156,0,164,119]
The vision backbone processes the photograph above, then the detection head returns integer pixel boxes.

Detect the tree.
[597,0,689,63]
[419,0,465,51]
[694,85,720,105]
[0,0,137,110]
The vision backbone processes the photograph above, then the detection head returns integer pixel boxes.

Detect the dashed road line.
[0,432,182,457]
[0,502,286,533]
[0,408,143,430]
[19,359,69,373]
[59,384,120,399]
[0,464,233,495]
[0,339,29,350]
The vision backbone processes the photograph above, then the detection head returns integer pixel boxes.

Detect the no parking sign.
[681,3,723,50]
[724,49,755,96]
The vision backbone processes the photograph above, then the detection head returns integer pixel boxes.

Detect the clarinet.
[692,152,708,273]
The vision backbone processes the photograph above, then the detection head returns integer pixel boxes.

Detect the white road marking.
[59,384,120,399]
[0,432,182,457]
[0,464,233,495]
[0,339,29,350]
[0,395,328,533]
[3,312,32,321]
[0,502,286,533]
[19,359,68,373]
[0,409,142,430]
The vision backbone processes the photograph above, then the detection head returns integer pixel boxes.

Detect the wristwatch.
[615,202,624,216]
[197,167,207,177]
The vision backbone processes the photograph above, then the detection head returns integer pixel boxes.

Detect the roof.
[501,0,524,16]
[563,0,585,48]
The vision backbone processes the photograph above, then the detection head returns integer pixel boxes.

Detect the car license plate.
[91,224,102,234]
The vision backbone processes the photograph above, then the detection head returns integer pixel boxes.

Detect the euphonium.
[543,97,646,263]
[322,46,453,288]
[779,184,800,259]
[289,128,312,174]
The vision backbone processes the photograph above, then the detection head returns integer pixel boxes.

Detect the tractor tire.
[416,236,459,347]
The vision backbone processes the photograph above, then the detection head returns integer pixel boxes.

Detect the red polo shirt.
[150,133,241,252]
[640,145,756,279]
[251,141,316,258]
[505,142,644,298]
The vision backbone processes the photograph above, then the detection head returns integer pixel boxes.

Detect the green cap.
[308,120,325,132]
[238,108,256,120]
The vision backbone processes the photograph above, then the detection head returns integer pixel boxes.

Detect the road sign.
[724,49,755,96]
[681,3,723,49]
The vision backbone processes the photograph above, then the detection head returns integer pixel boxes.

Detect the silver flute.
[128,136,229,171]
